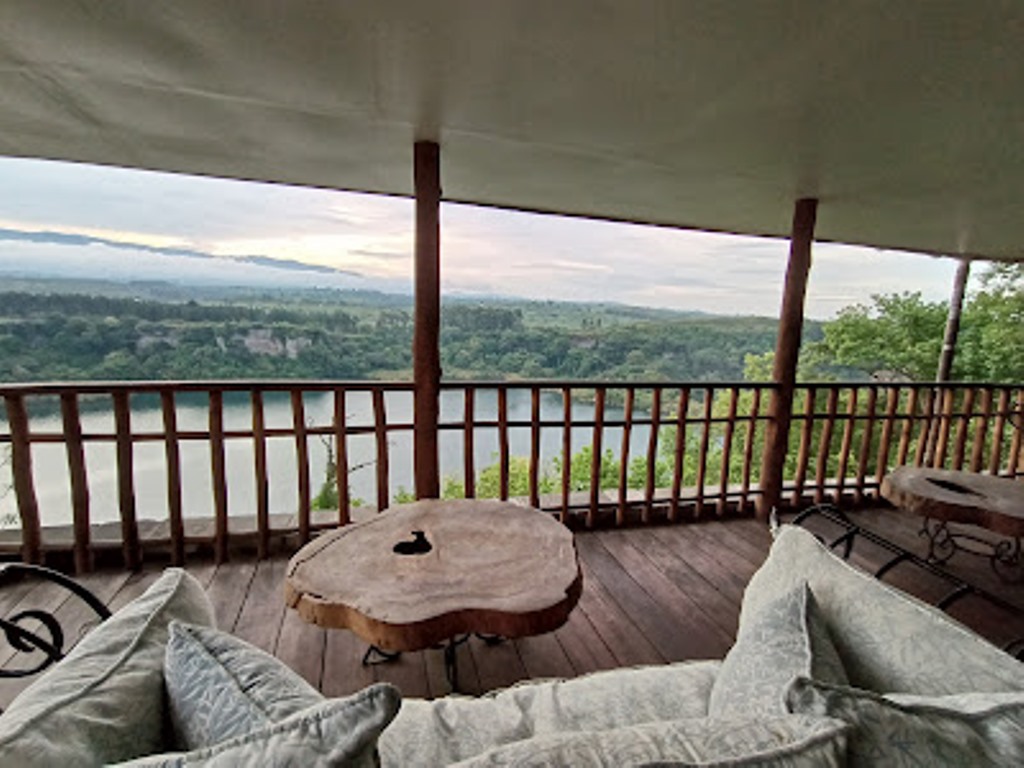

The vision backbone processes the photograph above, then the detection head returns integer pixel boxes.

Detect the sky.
[0,156,970,320]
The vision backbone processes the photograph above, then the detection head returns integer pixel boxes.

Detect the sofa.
[1,522,1023,766]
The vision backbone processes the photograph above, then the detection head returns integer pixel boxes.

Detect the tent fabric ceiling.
[0,1,1022,262]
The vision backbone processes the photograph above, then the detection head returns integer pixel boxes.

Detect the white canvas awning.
[1,1,1022,261]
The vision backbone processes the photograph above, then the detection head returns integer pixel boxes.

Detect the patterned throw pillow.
[110,683,402,768]
[743,525,1024,695]
[446,714,849,767]
[0,568,215,767]
[787,678,1024,767]
[709,582,847,717]
[163,622,325,749]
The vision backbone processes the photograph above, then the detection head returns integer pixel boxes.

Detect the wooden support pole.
[937,258,970,382]
[927,258,970,465]
[758,198,817,519]
[413,140,442,499]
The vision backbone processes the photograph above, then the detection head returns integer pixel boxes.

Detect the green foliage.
[809,292,947,381]
[803,269,1024,382]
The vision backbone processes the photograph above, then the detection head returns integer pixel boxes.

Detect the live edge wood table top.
[880,466,1024,538]
[284,499,582,653]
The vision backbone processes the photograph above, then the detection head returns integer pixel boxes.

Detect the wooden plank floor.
[3,508,1024,710]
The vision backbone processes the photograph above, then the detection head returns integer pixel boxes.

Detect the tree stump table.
[284,498,582,691]
[881,466,1024,580]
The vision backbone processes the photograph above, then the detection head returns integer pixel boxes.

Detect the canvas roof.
[1,1,1021,261]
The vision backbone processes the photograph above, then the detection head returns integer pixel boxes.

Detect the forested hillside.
[0,283,794,383]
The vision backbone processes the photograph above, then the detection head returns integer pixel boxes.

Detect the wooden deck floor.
[3,507,1023,710]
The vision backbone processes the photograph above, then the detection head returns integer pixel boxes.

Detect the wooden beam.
[757,198,817,519]
[413,140,441,499]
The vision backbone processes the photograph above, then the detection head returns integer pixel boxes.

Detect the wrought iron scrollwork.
[0,563,111,680]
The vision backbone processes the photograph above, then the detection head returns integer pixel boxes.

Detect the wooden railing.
[0,380,1021,571]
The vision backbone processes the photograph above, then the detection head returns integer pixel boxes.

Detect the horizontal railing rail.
[0,380,1020,571]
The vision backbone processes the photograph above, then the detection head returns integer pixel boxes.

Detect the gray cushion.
[0,568,215,767]
[380,660,721,766]
[743,524,1024,695]
[164,621,325,750]
[788,677,1024,767]
[448,714,849,767]
[111,683,402,768]
[710,581,847,717]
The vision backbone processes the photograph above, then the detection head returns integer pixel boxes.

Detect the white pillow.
[710,582,847,717]
[112,684,402,768]
[164,621,324,750]
[743,525,1024,694]
[788,677,1024,767]
[0,569,215,767]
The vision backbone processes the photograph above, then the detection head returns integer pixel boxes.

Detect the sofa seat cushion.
[449,714,849,767]
[788,678,1024,767]
[379,660,720,766]
[743,524,1024,695]
[0,568,215,767]
[164,621,325,750]
[710,582,847,717]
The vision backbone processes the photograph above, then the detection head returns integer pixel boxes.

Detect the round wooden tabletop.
[284,499,582,652]
[880,467,1024,538]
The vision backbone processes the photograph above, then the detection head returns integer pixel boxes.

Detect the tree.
[807,292,947,381]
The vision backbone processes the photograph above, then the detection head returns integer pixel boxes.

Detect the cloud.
[0,156,964,319]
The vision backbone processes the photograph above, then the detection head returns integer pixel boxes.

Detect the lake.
[0,388,655,528]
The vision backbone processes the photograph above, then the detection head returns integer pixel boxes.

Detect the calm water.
[0,389,654,528]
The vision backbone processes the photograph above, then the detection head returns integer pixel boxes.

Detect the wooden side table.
[285,499,581,690]
[881,466,1024,580]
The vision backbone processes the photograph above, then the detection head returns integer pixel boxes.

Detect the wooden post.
[928,258,970,465]
[413,140,442,499]
[758,198,817,519]
[937,258,970,382]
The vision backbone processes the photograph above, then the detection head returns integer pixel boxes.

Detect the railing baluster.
[835,387,858,503]
[61,392,91,573]
[875,386,899,487]
[911,388,929,466]
[951,387,975,470]
[695,387,712,518]
[989,388,1010,475]
[252,390,270,558]
[463,388,476,498]
[970,388,991,473]
[373,389,389,512]
[161,390,184,566]
[588,387,605,527]
[739,387,761,514]
[529,387,541,509]
[791,387,815,508]
[814,387,839,505]
[333,389,350,525]
[112,390,142,569]
[717,387,738,516]
[669,387,689,522]
[4,394,41,565]
[854,386,877,505]
[934,388,955,468]
[644,387,662,524]
[498,387,509,501]
[561,387,571,524]
[617,387,634,526]
[1008,390,1024,478]
[208,390,228,564]
[291,390,311,544]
